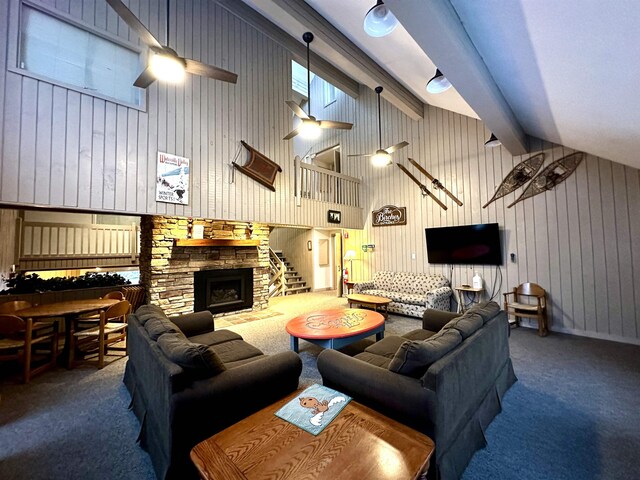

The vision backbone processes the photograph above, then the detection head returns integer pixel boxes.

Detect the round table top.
[14,298,120,318]
[347,293,392,305]
[286,308,384,340]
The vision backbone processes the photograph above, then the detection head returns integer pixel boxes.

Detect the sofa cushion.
[466,301,500,323]
[443,313,483,340]
[364,335,408,358]
[188,329,243,346]
[403,329,437,341]
[388,329,462,378]
[135,304,167,325]
[211,339,264,364]
[157,332,226,376]
[392,292,427,306]
[145,317,181,341]
[354,351,392,369]
[373,271,396,290]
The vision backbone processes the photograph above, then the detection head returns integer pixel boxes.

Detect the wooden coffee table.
[285,308,384,353]
[347,294,392,319]
[190,389,435,480]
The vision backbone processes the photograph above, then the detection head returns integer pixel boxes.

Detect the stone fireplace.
[139,216,270,316]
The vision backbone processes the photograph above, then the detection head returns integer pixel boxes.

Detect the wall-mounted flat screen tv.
[425,223,502,265]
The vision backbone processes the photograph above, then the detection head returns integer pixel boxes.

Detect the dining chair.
[75,291,125,325]
[72,299,131,368]
[122,285,146,312]
[503,282,548,336]
[0,314,59,383]
[0,300,57,334]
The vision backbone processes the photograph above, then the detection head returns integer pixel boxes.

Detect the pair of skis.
[397,158,463,211]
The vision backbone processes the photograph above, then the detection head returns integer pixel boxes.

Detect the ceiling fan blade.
[105,0,162,49]
[184,59,238,84]
[347,153,373,158]
[285,100,309,120]
[385,141,409,154]
[319,120,353,130]
[133,67,156,88]
[283,127,301,141]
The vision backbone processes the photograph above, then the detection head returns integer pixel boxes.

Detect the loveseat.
[317,302,516,480]
[353,271,452,317]
[124,305,302,480]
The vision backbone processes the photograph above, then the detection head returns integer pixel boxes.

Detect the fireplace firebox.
[194,268,253,314]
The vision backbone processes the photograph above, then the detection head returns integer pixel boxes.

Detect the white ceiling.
[240,0,640,169]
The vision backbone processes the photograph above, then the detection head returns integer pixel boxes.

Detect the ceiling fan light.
[299,119,322,140]
[371,150,392,167]
[149,52,186,83]
[363,1,398,38]
[426,69,452,94]
[484,133,502,148]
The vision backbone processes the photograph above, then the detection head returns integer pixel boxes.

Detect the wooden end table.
[347,293,392,319]
[190,389,435,480]
[454,285,484,313]
[285,308,384,353]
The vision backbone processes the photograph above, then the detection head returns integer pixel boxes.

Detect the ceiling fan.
[283,32,353,140]
[106,0,237,88]
[348,86,408,167]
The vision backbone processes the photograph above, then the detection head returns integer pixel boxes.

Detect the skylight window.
[291,60,315,97]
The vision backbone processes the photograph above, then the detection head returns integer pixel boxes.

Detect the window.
[323,82,336,107]
[291,60,314,97]
[19,5,143,107]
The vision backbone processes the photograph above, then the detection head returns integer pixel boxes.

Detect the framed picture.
[327,210,341,224]
[156,152,190,205]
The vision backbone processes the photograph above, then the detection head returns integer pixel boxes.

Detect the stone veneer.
[139,215,270,316]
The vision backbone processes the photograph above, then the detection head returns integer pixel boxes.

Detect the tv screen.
[425,223,502,265]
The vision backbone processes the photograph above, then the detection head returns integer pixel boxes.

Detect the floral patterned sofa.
[353,271,452,317]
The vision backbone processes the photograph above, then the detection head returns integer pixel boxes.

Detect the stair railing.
[268,248,286,297]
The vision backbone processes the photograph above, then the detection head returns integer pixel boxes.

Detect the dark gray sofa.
[124,305,302,480]
[317,302,516,480]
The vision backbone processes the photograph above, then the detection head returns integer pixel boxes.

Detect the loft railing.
[268,248,286,297]
[295,158,361,207]
[18,219,139,262]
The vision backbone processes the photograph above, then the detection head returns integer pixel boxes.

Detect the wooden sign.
[372,205,407,227]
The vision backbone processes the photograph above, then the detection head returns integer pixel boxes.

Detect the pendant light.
[372,86,392,167]
[484,133,502,148]
[426,68,452,94]
[364,1,398,38]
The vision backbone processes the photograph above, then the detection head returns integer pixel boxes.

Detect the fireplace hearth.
[194,268,253,314]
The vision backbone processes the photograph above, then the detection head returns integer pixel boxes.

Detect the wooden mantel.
[173,239,261,247]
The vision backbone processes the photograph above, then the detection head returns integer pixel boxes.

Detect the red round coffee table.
[285,308,385,352]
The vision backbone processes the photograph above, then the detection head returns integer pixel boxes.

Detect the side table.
[455,285,484,313]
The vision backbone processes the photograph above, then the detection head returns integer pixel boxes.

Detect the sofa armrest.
[422,308,459,332]
[317,349,436,433]
[169,311,215,337]
[424,286,453,312]
[353,281,375,293]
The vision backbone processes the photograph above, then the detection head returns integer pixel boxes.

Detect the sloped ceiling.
[240,0,640,169]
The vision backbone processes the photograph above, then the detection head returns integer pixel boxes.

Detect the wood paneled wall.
[0,0,360,227]
[301,78,640,345]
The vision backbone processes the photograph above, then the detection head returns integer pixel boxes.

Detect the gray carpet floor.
[1,291,639,479]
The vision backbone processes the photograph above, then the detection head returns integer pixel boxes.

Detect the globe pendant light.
[372,86,392,167]
[426,68,452,94]
[484,133,502,148]
[364,1,398,38]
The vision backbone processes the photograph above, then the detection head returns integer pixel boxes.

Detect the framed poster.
[156,152,190,205]
[327,210,341,224]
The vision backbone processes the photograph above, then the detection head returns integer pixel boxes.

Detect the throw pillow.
[157,332,226,376]
[134,305,167,326]
[442,313,483,340]
[144,317,181,341]
[466,301,500,323]
[388,328,462,378]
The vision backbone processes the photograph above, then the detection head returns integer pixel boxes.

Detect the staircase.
[269,250,311,296]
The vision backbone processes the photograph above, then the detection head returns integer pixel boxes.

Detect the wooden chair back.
[516,282,546,298]
[0,314,26,335]
[103,300,131,322]
[103,291,125,300]
[122,286,145,312]
[0,300,32,314]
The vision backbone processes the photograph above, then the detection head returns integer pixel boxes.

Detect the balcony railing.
[295,158,360,207]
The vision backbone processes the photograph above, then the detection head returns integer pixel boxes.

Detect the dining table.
[15,298,120,368]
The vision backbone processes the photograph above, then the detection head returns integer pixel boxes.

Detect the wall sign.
[372,205,406,226]
[156,152,190,205]
[328,210,341,224]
